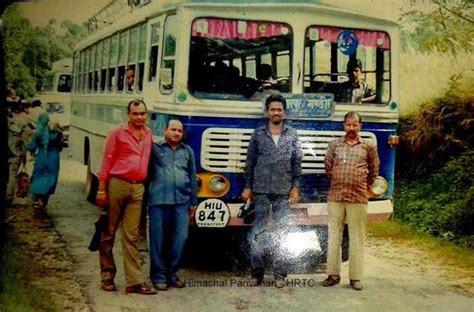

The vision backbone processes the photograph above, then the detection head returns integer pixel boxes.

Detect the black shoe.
[101,279,116,292]
[274,278,286,288]
[322,275,341,287]
[249,277,262,287]
[169,280,185,288]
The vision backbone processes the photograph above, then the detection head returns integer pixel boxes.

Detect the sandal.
[322,275,341,287]
[101,279,116,291]
[125,283,157,295]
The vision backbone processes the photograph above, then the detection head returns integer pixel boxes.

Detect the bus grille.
[201,128,376,174]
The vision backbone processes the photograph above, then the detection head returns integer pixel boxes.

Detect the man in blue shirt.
[147,119,198,290]
[242,94,302,288]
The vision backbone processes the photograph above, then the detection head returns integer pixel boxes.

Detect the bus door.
[143,14,178,108]
[143,16,164,105]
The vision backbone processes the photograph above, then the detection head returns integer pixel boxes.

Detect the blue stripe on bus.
[149,115,396,202]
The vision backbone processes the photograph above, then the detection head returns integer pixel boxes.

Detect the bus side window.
[137,23,147,92]
[160,15,177,93]
[100,38,109,92]
[108,34,119,92]
[58,75,72,93]
[117,66,125,91]
[137,63,145,91]
[108,69,116,91]
[117,31,128,92]
[148,22,160,82]
[93,42,101,93]
[127,26,139,93]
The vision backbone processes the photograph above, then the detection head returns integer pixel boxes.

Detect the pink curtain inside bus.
[307,26,390,49]
[192,18,291,39]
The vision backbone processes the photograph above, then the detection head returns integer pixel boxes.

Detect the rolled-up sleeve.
[324,140,335,178]
[367,144,379,187]
[98,129,117,184]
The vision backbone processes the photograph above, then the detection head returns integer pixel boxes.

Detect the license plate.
[195,199,230,228]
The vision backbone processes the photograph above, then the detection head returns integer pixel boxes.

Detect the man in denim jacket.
[242,94,302,288]
[147,119,197,291]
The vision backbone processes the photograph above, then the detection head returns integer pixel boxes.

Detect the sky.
[16,0,112,26]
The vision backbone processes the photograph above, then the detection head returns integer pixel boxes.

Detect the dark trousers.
[149,202,190,284]
[248,193,290,280]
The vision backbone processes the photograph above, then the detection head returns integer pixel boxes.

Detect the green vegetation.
[394,2,474,248]
[398,1,474,114]
[397,77,474,174]
[395,77,474,248]
[395,152,474,247]
[0,237,56,312]
[400,0,474,55]
[3,4,87,98]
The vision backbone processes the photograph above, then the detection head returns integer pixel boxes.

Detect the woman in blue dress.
[26,112,63,218]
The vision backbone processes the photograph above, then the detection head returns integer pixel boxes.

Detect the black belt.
[111,176,144,184]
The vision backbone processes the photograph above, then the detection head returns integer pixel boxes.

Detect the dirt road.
[37,153,474,311]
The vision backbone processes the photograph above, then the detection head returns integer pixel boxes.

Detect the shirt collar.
[157,139,185,149]
[125,123,147,134]
[343,135,362,145]
[264,123,289,134]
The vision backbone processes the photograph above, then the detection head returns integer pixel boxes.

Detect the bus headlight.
[368,176,388,198]
[196,173,230,197]
[208,175,227,193]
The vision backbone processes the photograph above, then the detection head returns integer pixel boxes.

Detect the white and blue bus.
[36,58,72,143]
[70,0,399,259]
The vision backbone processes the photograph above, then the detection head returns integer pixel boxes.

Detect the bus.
[70,0,399,262]
[36,58,72,144]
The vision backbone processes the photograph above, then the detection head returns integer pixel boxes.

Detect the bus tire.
[85,160,99,204]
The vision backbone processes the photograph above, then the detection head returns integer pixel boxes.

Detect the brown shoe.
[274,278,286,288]
[169,280,185,288]
[350,280,363,291]
[249,277,262,287]
[322,275,341,287]
[101,279,116,292]
[125,283,158,295]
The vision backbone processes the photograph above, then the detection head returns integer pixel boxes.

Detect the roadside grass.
[0,235,56,312]
[368,220,474,270]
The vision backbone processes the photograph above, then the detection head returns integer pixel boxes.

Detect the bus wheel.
[85,160,99,204]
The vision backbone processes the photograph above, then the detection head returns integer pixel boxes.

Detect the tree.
[3,5,36,97]
[400,0,474,54]
[3,4,87,97]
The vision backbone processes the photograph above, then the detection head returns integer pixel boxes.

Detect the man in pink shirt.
[96,99,156,295]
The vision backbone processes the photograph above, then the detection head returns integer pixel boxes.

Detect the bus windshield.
[304,26,391,104]
[58,74,72,93]
[188,18,292,100]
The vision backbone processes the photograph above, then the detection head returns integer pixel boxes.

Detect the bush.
[395,151,474,247]
[397,75,474,176]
